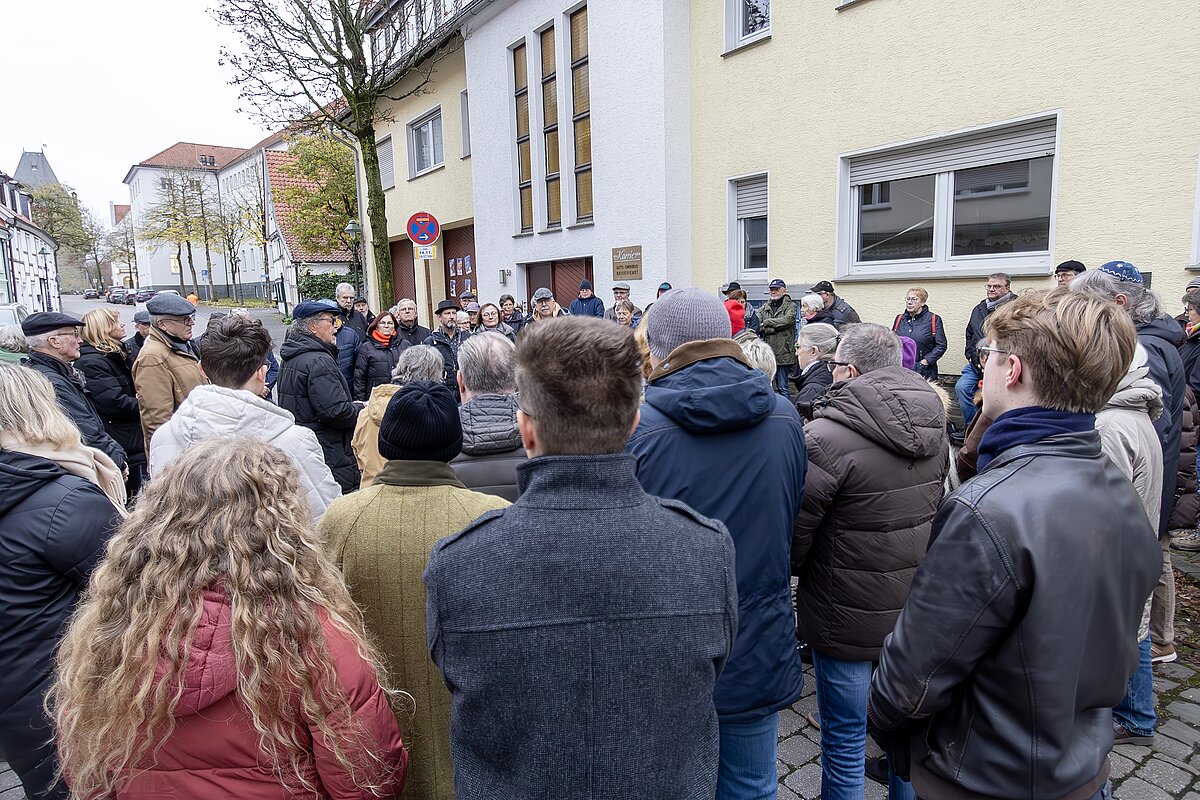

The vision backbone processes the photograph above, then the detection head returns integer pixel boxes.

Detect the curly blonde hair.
[81,307,125,354]
[50,437,405,797]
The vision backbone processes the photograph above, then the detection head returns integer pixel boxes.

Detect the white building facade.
[0,173,60,312]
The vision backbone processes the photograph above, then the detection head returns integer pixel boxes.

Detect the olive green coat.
[759,295,798,367]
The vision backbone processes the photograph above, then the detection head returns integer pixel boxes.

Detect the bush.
[296,270,342,301]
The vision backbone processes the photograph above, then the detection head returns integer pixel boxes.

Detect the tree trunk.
[198,190,217,298]
[176,243,186,295]
[355,128,393,307]
[185,240,200,298]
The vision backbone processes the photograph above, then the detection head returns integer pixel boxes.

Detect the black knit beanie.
[378,380,463,462]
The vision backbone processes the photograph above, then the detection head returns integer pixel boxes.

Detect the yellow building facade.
[692,0,1200,370]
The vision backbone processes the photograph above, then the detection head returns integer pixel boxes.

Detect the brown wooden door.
[389,239,417,308]
[442,225,477,301]
[525,258,592,308]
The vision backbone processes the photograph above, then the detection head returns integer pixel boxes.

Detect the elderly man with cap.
[604,282,643,323]
[1054,259,1087,287]
[810,280,861,328]
[759,279,799,399]
[424,298,471,403]
[568,279,605,318]
[626,288,807,798]
[644,281,673,314]
[278,299,364,493]
[524,287,567,329]
[320,380,508,799]
[124,308,152,362]
[131,293,204,452]
[21,311,128,472]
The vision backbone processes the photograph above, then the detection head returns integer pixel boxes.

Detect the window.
[377,136,395,190]
[513,42,533,232]
[160,177,172,190]
[541,26,561,229]
[731,174,768,275]
[569,7,592,222]
[199,154,216,166]
[407,108,444,177]
[725,0,770,51]
[460,90,471,158]
[840,115,1057,278]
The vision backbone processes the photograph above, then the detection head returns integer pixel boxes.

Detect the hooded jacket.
[450,394,528,502]
[353,336,402,401]
[568,294,605,318]
[25,350,128,471]
[478,321,517,342]
[1170,388,1199,532]
[278,332,361,494]
[1138,315,1185,536]
[115,589,408,800]
[131,325,205,450]
[395,320,432,349]
[626,339,806,721]
[74,342,146,472]
[0,450,118,800]
[149,384,341,520]
[759,294,798,366]
[793,366,948,661]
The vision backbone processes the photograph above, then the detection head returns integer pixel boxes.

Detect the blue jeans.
[716,713,779,800]
[774,366,791,400]
[1113,637,1155,737]
[955,364,982,427]
[812,652,915,800]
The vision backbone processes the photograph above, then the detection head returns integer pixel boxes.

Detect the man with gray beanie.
[627,287,808,799]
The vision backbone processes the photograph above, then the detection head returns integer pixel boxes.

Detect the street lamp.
[37,247,51,311]
[343,219,363,296]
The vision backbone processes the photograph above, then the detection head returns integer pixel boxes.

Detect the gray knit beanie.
[646,288,732,360]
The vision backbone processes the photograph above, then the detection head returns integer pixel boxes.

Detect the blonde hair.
[906,287,929,304]
[634,311,653,380]
[0,362,83,449]
[50,437,405,798]
[81,307,125,354]
[984,288,1136,413]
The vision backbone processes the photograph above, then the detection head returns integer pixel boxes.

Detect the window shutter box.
[378,137,395,189]
[736,175,768,218]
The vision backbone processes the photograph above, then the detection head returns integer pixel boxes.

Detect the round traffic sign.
[407,211,441,245]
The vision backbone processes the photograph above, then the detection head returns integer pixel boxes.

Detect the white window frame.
[724,0,771,53]
[377,135,395,190]
[407,106,444,179]
[836,111,1060,281]
[728,172,769,280]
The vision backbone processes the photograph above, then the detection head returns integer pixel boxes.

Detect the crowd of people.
[0,260,1188,800]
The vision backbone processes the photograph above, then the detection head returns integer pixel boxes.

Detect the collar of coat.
[375,459,467,489]
[649,338,752,382]
[148,325,199,360]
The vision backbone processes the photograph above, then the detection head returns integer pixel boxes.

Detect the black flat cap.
[21,311,84,336]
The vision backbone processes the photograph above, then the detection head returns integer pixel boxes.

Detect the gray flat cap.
[146,294,197,316]
[133,310,150,324]
[612,282,631,291]
[532,287,554,301]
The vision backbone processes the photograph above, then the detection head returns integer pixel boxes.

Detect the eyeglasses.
[826,360,852,373]
[985,283,1007,290]
[977,345,1009,365]
[904,296,921,302]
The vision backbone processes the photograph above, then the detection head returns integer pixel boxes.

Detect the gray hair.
[396,298,416,309]
[0,325,29,353]
[289,316,320,338]
[797,322,839,357]
[24,332,52,351]
[392,344,444,383]
[837,323,902,374]
[739,336,777,379]
[1069,269,1163,325]
[800,294,824,314]
[458,332,517,395]
[335,282,354,296]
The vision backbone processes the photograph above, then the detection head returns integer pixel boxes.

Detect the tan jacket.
[319,461,509,800]
[131,326,205,450]
[351,383,401,489]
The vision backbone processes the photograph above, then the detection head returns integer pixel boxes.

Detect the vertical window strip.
[513,43,533,232]
[569,7,592,221]
[541,26,561,228]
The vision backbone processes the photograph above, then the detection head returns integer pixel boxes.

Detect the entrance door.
[525,257,593,308]
[442,225,477,301]
[389,239,418,308]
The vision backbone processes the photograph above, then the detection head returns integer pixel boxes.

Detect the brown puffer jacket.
[792,366,948,661]
[1169,386,1199,531]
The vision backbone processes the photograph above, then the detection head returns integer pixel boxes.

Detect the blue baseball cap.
[1097,261,1143,285]
[293,299,339,319]
[769,279,787,289]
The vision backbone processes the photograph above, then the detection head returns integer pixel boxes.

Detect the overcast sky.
[1,1,269,222]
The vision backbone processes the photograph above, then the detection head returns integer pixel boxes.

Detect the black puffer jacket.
[24,352,127,471]
[1169,387,1199,532]
[792,366,948,661]
[792,361,833,421]
[74,343,146,472]
[1139,315,1185,537]
[450,394,529,502]
[395,321,431,349]
[0,450,119,800]
[424,328,470,403]
[278,332,361,493]
[352,336,402,402]
[868,431,1161,800]
[963,294,1014,370]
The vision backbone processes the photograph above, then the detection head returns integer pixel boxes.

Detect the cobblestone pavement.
[777,558,1200,799]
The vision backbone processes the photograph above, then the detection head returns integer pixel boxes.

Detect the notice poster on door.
[458,258,465,276]
[448,262,455,278]
[450,279,457,296]
[465,255,472,275]
[464,278,472,293]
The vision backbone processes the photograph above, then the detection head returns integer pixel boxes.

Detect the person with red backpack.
[893,288,947,381]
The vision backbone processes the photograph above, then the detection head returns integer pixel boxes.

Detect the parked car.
[83,289,99,299]
[0,303,30,327]
[107,288,130,304]
[134,288,157,303]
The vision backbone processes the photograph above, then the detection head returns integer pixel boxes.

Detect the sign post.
[407,211,442,327]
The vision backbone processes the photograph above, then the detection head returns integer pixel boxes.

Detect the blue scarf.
[977,406,1095,471]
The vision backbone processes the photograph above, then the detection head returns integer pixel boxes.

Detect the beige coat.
[131,326,205,450]
[351,383,401,489]
[320,460,509,800]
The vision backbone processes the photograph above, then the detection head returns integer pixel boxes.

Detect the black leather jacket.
[868,430,1160,800]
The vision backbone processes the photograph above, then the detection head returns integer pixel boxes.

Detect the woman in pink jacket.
[50,436,408,800]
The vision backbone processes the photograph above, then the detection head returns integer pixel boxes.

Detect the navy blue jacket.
[892,307,947,380]
[1139,315,1186,537]
[334,325,360,386]
[568,295,605,318]
[627,339,807,721]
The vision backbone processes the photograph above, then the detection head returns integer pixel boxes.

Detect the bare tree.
[213,0,463,306]
[104,216,139,288]
[139,170,209,298]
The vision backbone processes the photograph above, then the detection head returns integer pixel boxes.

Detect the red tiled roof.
[112,204,130,225]
[265,150,353,265]
[136,142,248,171]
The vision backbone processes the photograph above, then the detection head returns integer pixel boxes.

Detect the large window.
[569,7,592,223]
[725,0,770,51]
[407,108,444,178]
[541,26,561,228]
[731,174,768,276]
[513,42,533,232]
[841,115,1057,278]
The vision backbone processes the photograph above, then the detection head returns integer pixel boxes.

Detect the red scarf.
[372,329,392,345]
